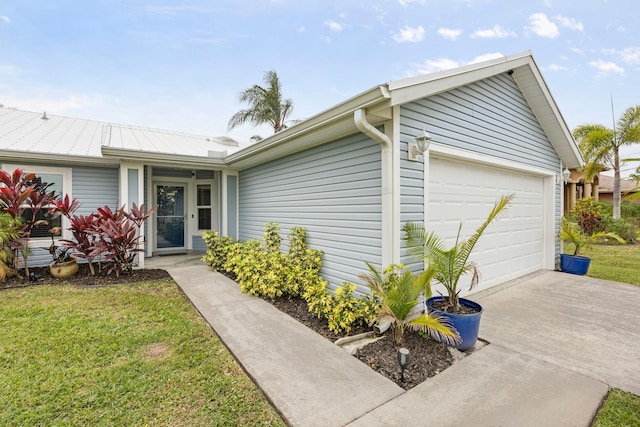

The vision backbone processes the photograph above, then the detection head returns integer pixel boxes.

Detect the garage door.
[428,156,545,294]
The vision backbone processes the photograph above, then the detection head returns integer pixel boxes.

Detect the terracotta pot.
[50,257,79,279]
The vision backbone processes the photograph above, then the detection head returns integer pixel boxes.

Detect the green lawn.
[0,280,284,426]
[594,389,640,427]
[563,243,640,285]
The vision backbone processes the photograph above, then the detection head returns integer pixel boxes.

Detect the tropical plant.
[228,70,294,133]
[559,217,625,256]
[0,169,58,277]
[360,263,460,347]
[0,212,21,280]
[88,203,154,277]
[573,105,640,219]
[403,194,513,310]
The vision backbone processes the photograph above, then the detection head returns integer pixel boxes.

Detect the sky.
[1,0,639,176]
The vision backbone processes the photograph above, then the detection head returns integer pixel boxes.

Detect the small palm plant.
[403,194,513,311]
[360,262,460,347]
[559,217,625,256]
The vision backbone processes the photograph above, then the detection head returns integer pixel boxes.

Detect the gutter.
[101,147,229,169]
[353,108,394,268]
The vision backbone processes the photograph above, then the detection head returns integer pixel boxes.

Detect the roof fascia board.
[0,150,120,166]
[101,147,228,169]
[226,85,390,166]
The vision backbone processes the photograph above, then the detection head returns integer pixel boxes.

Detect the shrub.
[605,218,637,242]
[263,222,281,253]
[572,198,605,235]
[201,231,233,271]
[88,203,154,277]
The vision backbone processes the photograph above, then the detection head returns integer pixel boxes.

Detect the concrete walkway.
[152,257,639,426]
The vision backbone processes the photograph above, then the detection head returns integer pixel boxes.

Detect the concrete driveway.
[476,270,640,396]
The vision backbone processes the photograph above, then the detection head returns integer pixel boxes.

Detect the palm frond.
[408,313,461,346]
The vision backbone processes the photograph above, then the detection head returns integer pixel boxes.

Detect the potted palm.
[403,194,513,351]
[48,227,78,279]
[559,218,624,275]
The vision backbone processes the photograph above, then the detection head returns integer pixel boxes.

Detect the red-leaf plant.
[87,203,154,277]
[0,169,57,277]
[51,195,102,275]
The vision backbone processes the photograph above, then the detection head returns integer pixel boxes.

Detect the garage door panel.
[428,157,545,294]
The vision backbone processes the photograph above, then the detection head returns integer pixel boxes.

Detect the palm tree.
[403,194,513,310]
[228,70,293,134]
[573,105,640,219]
[360,263,460,347]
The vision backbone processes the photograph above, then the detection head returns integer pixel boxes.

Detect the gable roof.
[227,51,584,170]
[0,107,244,167]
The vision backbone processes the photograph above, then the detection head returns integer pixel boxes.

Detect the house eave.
[225,85,391,169]
[101,147,228,169]
[0,149,120,166]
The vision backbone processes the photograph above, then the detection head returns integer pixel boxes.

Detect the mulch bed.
[268,295,455,390]
[3,265,459,390]
[0,264,172,289]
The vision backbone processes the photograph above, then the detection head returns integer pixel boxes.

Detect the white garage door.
[428,156,546,295]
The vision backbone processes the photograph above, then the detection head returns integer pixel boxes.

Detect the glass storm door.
[156,185,186,249]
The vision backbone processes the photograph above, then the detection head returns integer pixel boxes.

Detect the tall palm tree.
[573,105,640,219]
[228,70,293,134]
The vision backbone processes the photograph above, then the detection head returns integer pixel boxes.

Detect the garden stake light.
[397,347,410,382]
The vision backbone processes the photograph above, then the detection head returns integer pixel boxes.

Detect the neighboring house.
[597,174,640,204]
[0,51,583,297]
[564,168,601,212]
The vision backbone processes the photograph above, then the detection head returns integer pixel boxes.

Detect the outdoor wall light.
[408,128,432,161]
[397,347,410,382]
[557,166,571,185]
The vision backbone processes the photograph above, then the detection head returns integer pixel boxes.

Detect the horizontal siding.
[192,235,207,251]
[402,74,560,171]
[239,132,382,293]
[72,166,119,215]
[399,73,561,272]
[152,167,192,179]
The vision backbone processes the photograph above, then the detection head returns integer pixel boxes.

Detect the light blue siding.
[399,73,561,269]
[73,166,119,215]
[192,235,207,251]
[239,132,382,293]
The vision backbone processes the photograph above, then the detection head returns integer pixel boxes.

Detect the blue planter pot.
[560,254,591,275]
[426,296,483,351]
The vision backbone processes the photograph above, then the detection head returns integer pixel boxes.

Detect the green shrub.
[604,218,637,242]
[264,222,281,253]
[573,198,605,235]
[303,280,378,334]
[201,231,234,271]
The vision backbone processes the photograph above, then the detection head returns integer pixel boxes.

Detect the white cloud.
[570,47,585,55]
[0,16,9,23]
[392,25,425,43]
[555,15,583,31]
[469,52,505,64]
[527,13,559,38]
[619,47,640,64]
[588,60,624,76]
[0,93,106,115]
[297,26,306,33]
[545,64,567,72]
[471,24,516,39]
[397,0,427,5]
[324,20,343,32]
[437,27,463,41]
[409,52,504,75]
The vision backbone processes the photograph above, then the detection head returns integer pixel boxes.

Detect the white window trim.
[2,164,73,246]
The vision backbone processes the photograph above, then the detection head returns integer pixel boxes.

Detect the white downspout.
[354,109,394,268]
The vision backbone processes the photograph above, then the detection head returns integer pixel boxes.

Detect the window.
[197,184,212,230]
[2,165,72,244]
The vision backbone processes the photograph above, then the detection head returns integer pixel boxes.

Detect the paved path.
[157,258,638,426]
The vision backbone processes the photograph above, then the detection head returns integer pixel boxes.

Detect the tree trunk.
[614,148,621,219]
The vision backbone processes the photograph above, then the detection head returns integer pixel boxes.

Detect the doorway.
[155,184,186,250]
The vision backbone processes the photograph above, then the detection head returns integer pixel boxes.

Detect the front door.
[155,184,186,250]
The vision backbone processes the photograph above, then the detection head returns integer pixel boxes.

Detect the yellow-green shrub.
[201,231,233,271]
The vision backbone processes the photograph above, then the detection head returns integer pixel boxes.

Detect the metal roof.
[0,107,244,165]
